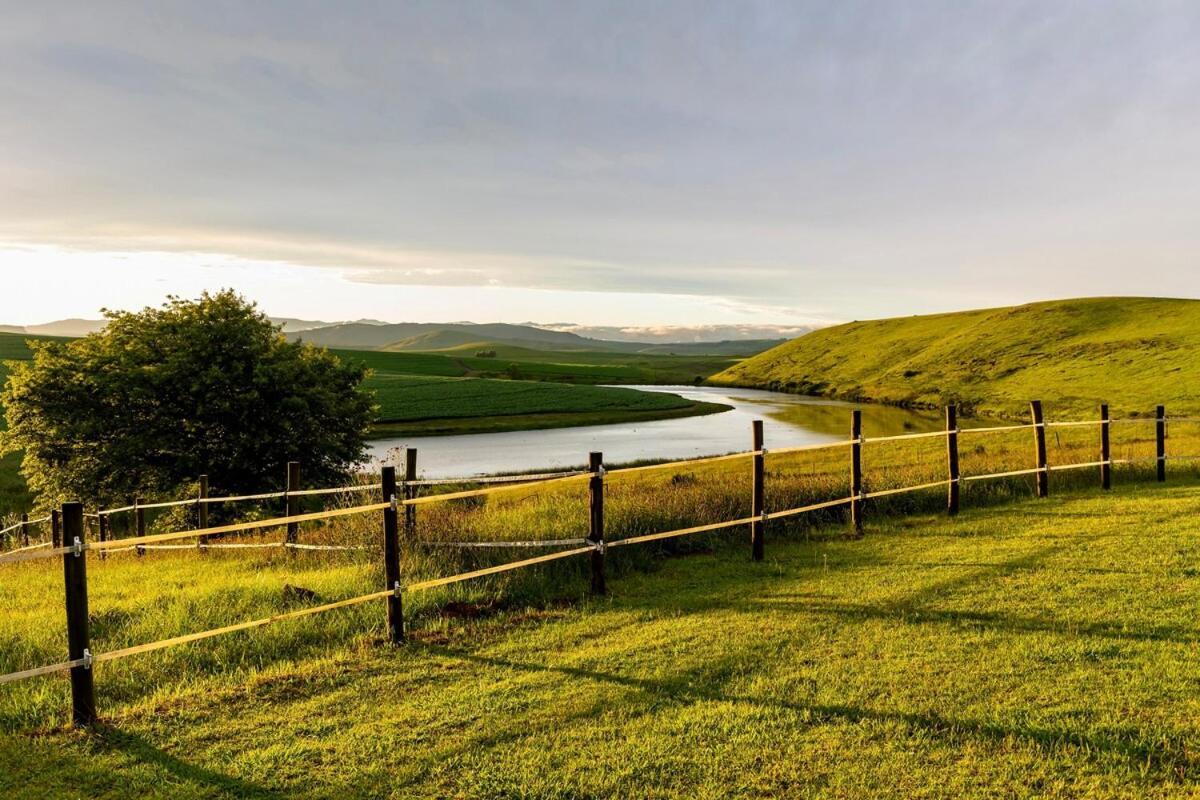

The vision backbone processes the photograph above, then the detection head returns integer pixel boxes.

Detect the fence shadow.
[418,644,1199,781]
[61,726,289,799]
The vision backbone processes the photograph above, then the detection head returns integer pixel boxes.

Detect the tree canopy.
[1,291,377,510]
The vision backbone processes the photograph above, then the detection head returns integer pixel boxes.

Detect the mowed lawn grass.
[5,482,1200,798]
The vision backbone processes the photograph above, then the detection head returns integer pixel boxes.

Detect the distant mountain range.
[535,323,817,343]
[0,318,109,337]
[0,318,799,357]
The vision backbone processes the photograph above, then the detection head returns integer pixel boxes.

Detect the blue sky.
[2,1,1199,327]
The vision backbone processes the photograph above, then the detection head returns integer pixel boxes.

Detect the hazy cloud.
[2,1,1199,317]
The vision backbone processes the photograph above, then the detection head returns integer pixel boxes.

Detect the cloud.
[1,2,1199,320]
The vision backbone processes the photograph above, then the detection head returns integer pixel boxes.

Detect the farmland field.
[4,480,1200,797]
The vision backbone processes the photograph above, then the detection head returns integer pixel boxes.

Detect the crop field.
[4,476,1200,797]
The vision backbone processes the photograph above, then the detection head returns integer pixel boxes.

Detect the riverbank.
[370,398,730,438]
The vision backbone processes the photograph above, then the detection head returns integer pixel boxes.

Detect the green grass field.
[334,343,739,385]
[712,297,1200,419]
[4,480,1200,797]
[366,373,724,436]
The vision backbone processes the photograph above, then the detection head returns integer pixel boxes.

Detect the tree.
[1,291,377,510]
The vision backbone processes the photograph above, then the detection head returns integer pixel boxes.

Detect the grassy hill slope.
[711,297,1200,419]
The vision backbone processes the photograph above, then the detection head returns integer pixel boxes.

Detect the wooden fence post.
[404,449,418,540]
[97,513,109,561]
[135,498,146,557]
[197,475,209,548]
[1157,405,1167,482]
[381,465,404,644]
[946,405,960,516]
[285,461,300,544]
[1030,400,1049,498]
[588,452,606,595]
[51,509,61,549]
[751,420,765,561]
[62,502,96,727]
[1100,404,1111,490]
[20,513,28,548]
[850,410,863,537]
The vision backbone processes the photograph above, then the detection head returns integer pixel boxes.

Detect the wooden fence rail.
[0,400,1190,728]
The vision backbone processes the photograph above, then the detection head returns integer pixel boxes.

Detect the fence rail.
[0,401,1189,728]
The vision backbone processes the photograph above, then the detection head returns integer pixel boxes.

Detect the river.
[367,385,957,479]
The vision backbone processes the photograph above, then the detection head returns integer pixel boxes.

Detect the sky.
[2,1,1200,328]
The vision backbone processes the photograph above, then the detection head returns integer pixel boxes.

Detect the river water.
[367,385,954,479]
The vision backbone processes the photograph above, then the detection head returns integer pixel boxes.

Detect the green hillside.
[711,297,1200,419]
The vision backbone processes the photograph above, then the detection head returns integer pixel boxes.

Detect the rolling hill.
[1,318,783,357]
[710,297,1200,419]
[292,321,609,351]
[298,321,782,356]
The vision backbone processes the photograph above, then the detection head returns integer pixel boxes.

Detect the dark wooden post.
[20,513,29,548]
[381,466,404,644]
[1030,400,1049,498]
[197,475,209,548]
[135,498,146,557]
[285,461,300,544]
[62,502,96,727]
[404,449,418,540]
[51,509,61,549]
[946,405,960,515]
[588,452,606,595]
[1100,404,1112,490]
[1156,405,1167,482]
[750,421,765,561]
[850,410,863,537]
[97,513,109,561]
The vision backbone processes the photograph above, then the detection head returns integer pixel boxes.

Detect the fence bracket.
[72,536,82,558]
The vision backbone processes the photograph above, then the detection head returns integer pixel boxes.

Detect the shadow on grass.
[419,643,1198,783]
[91,726,287,799]
[751,597,1200,646]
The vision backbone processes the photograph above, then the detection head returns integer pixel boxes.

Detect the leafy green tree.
[1,291,377,510]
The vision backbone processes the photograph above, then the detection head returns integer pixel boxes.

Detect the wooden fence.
[0,400,1186,727]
